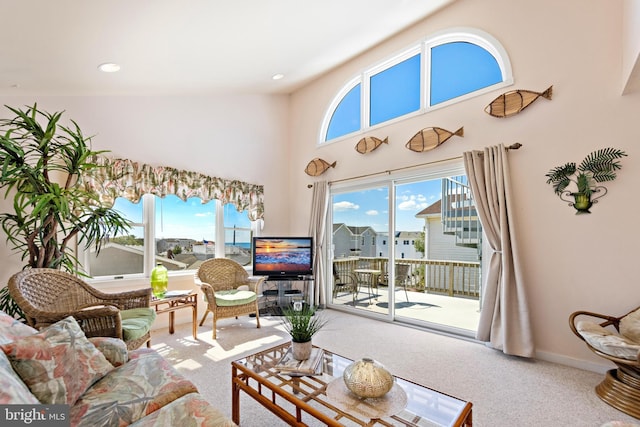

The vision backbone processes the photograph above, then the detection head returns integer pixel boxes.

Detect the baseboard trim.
[535,349,611,374]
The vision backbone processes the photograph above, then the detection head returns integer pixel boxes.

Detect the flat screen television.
[252,237,313,279]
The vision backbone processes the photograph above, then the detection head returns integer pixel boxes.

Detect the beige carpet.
[150,310,639,427]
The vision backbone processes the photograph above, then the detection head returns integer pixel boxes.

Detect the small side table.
[150,291,198,340]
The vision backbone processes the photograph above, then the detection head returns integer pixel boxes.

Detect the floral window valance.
[82,156,264,221]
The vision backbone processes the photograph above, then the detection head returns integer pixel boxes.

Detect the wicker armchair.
[196,258,264,339]
[569,306,640,419]
[8,268,155,350]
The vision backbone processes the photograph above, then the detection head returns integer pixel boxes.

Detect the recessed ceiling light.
[98,63,121,73]
[272,73,284,80]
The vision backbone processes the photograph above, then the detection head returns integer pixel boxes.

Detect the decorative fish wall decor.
[304,158,336,176]
[485,85,553,118]
[405,127,463,153]
[355,136,388,154]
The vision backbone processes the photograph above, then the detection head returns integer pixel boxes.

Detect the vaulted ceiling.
[0,0,455,96]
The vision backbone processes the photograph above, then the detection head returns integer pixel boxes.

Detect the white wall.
[288,0,640,370]
[623,0,640,93]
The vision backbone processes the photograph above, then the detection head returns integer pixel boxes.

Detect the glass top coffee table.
[231,343,472,426]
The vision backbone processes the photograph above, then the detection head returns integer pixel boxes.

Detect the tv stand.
[258,275,314,313]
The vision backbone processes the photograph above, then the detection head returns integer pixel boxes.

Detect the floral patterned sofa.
[0,309,236,427]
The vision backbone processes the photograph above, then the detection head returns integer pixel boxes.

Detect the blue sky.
[113,196,251,242]
[332,179,442,232]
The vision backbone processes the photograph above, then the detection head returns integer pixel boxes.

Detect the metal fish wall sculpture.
[355,136,388,154]
[405,127,464,153]
[304,158,336,176]
[485,85,553,118]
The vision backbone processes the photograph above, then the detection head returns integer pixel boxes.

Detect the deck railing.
[333,257,480,299]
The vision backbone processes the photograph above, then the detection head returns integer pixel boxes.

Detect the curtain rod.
[307,143,522,188]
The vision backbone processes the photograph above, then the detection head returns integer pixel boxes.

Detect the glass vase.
[150,263,168,298]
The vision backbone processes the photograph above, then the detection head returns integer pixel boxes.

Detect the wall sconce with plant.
[545,147,627,214]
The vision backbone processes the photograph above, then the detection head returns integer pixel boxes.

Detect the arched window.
[320,28,512,144]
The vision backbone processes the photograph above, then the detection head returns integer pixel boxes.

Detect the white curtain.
[463,144,534,358]
[308,181,329,307]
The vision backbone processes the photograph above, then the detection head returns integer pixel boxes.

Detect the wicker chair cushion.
[577,320,640,360]
[0,316,114,405]
[620,307,640,343]
[121,308,157,341]
[214,289,257,307]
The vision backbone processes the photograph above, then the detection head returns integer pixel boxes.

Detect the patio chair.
[378,263,411,301]
[196,258,264,339]
[8,268,155,350]
[332,265,358,305]
[569,305,640,419]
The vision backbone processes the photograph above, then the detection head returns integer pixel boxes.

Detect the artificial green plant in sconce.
[0,104,131,318]
[545,147,627,214]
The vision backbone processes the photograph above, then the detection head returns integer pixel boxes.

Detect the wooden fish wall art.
[485,85,553,118]
[355,136,388,154]
[405,127,464,153]
[304,158,336,176]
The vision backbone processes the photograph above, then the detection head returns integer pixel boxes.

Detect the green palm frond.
[546,148,626,196]
[578,147,627,174]
[545,162,576,195]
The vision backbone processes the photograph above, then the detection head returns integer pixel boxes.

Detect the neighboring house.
[376,231,423,259]
[88,242,188,276]
[415,199,480,263]
[157,238,196,253]
[332,223,377,258]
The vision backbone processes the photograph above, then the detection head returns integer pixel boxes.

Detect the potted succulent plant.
[282,304,328,360]
[0,104,131,318]
[545,147,626,213]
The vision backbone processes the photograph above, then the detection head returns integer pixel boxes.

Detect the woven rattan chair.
[196,258,264,339]
[569,306,640,419]
[8,268,155,350]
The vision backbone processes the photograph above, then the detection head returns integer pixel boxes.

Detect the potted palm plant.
[0,104,131,318]
[545,147,626,214]
[282,304,328,360]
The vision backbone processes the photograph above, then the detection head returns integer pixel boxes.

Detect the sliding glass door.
[328,166,481,335]
[330,185,389,317]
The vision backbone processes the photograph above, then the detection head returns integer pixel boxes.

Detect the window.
[86,195,254,279]
[320,28,512,143]
[369,53,421,126]
[326,82,361,141]
[430,41,502,105]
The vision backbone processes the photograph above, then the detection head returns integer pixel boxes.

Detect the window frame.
[319,27,513,145]
[85,194,258,286]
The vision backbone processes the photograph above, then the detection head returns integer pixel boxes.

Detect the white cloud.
[366,210,379,216]
[333,201,359,211]
[397,194,429,211]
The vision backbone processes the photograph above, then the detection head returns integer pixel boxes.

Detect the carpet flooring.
[149,309,639,426]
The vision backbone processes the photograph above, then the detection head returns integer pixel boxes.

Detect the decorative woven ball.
[343,357,394,398]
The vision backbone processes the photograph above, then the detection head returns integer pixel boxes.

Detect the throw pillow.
[88,337,129,367]
[0,316,114,405]
[0,350,39,404]
[620,307,640,344]
[0,310,37,345]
